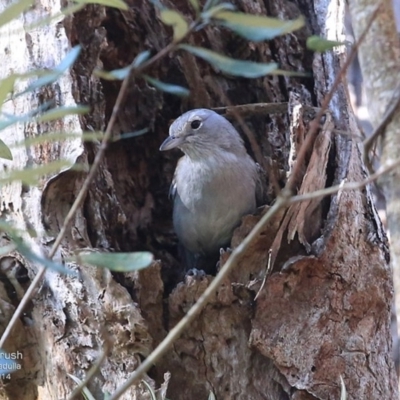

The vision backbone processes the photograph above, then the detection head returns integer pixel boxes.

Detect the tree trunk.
[0,0,398,399]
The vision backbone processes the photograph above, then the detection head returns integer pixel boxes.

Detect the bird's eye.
[190,119,201,130]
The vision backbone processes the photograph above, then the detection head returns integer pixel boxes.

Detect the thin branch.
[213,102,289,116]
[363,83,400,173]
[289,158,400,204]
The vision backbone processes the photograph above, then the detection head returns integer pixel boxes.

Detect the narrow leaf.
[14,131,104,147]
[24,3,85,31]
[0,115,31,132]
[0,101,54,131]
[0,160,77,185]
[148,0,165,10]
[0,0,34,29]
[23,46,81,93]
[0,221,37,238]
[144,75,189,97]
[0,244,17,256]
[306,35,345,52]
[55,45,82,73]
[160,10,189,41]
[188,0,199,12]
[76,251,154,272]
[132,50,151,69]
[93,66,130,81]
[0,75,17,109]
[180,45,278,78]
[0,139,13,160]
[201,3,236,20]
[73,0,128,10]
[214,11,305,41]
[35,105,90,123]
[203,0,220,11]
[12,236,76,275]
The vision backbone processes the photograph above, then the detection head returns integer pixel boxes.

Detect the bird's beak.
[159,135,183,151]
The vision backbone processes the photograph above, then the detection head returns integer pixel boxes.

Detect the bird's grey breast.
[172,153,257,254]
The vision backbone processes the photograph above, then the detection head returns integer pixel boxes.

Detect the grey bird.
[160,109,259,272]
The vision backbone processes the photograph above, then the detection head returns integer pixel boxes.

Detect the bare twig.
[289,158,400,205]
[213,102,289,116]
[254,249,272,301]
[363,83,400,173]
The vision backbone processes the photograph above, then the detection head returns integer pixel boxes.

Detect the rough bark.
[0,0,398,399]
[349,0,400,378]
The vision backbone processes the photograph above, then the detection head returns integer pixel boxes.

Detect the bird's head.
[159,109,245,159]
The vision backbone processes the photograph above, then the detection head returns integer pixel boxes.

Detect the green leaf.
[0,101,54,131]
[188,0,199,12]
[0,75,17,109]
[12,235,76,275]
[201,2,235,20]
[213,11,305,41]
[0,350,19,374]
[0,139,13,160]
[23,46,81,93]
[203,0,220,11]
[0,220,37,238]
[73,0,128,10]
[0,0,34,29]
[160,9,189,41]
[144,75,190,97]
[93,66,131,80]
[0,114,31,131]
[0,160,78,185]
[180,45,278,78]
[35,105,90,123]
[14,131,104,147]
[76,251,153,272]
[24,3,85,31]
[148,0,165,10]
[306,35,345,52]
[0,243,17,256]
[132,50,151,69]
[1,70,64,103]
